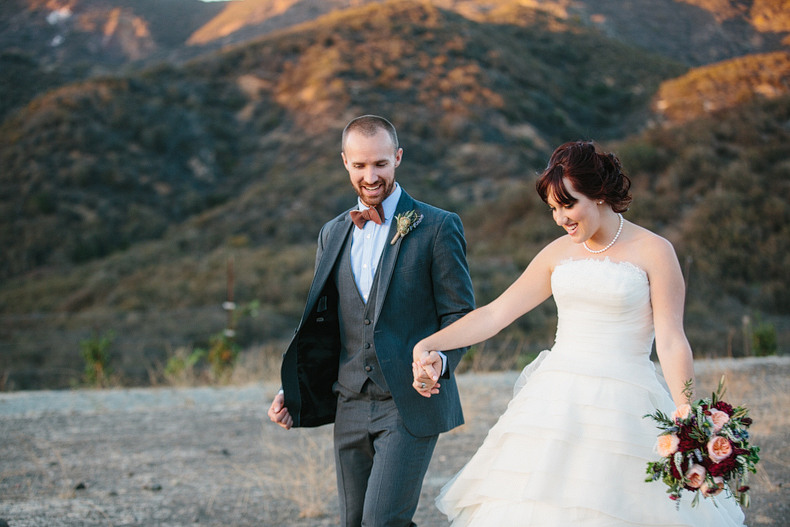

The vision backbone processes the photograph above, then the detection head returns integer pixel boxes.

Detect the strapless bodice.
[551,258,654,359]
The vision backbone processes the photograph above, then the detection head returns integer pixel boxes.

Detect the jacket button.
[364,319,371,325]
[365,366,372,372]
[364,343,371,349]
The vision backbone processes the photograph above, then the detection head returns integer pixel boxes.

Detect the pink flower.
[707,436,733,463]
[656,434,681,457]
[672,404,692,422]
[685,464,707,489]
[709,409,730,432]
[700,476,726,497]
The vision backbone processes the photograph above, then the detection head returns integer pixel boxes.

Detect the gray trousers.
[333,381,438,527]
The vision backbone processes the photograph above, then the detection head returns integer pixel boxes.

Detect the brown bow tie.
[350,205,385,229]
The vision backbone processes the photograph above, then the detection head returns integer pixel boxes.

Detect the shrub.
[80,330,115,387]
[750,317,778,357]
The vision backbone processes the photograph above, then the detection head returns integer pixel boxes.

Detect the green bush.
[164,346,206,381]
[751,317,778,357]
[80,331,115,387]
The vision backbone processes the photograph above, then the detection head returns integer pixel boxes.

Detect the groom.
[268,115,475,526]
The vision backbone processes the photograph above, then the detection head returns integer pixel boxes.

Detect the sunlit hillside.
[680,0,790,34]
[0,0,224,120]
[653,50,790,122]
[184,0,790,65]
[0,0,692,387]
[3,0,224,64]
[3,0,787,122]
[0,0,683,283]
[0,0,788,389]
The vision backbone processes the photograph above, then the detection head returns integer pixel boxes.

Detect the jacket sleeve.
[430,212,475,376]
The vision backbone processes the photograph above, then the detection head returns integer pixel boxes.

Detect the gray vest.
[334,229,389,393]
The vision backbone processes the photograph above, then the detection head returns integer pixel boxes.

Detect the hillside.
[185,0,790,66]
[653,50,790,123]
[0,0,693,388]
[0,0,224,120]
[0,1,685,283]
[680,0,790,34]
[2,0,224,64]
[1,0,788,389]
[2,0,787,122]
[569,0,789,65]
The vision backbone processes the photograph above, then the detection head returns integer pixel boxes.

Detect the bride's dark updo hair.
[536,141,632,213]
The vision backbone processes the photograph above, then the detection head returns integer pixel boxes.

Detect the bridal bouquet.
[644,377,760,508]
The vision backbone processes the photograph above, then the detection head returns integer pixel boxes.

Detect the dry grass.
[694,361,790,434]
[226,341,287,385]
[238,425,337,518]
[146,340,288,387]
[1,357,786,526]
[2,435,78,500]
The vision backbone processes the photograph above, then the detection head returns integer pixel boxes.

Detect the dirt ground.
[1,357,788,527]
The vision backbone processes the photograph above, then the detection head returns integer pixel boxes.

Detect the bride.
[412,141,746,526]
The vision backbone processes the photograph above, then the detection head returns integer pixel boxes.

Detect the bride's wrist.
[413,342,430,360]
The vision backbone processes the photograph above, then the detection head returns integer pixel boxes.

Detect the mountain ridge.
[1,0,788,389]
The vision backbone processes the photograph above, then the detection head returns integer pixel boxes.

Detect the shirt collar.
[357,183,401,224]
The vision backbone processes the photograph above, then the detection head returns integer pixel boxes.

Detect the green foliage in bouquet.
[644,377,760,508]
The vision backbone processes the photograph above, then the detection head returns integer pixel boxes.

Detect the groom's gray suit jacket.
[280,190,475,438]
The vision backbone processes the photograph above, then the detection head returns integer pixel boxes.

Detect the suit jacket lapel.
[373,191,416,323]
[301,213,353,323]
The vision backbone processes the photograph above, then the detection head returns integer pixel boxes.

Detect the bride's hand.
[412,360,440,397]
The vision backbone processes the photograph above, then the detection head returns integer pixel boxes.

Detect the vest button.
[364,343,371,349]
[364,319,371,325]
[365,366,372,372]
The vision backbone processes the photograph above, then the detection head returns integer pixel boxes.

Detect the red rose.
[709,456,738,477]
[677,426,703,452]
[713,401,733,416]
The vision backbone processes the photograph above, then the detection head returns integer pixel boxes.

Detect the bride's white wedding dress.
[437,258,746,526]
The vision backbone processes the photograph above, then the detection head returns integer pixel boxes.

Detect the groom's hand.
[268,392,293,429]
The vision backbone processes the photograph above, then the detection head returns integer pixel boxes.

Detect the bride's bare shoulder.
[536,235,576,269]
[630,224,674,250]
[626,223,679,269]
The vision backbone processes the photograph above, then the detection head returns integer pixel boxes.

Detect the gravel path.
[1,357,788,526]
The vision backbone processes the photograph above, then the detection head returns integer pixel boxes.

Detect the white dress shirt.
[350,184,446,375]
[350,184,402,302]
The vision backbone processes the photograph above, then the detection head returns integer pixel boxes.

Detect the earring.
[598,201,603,205]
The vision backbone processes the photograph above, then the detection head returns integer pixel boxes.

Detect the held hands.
[412,348,443,398]
[268,392,293,429]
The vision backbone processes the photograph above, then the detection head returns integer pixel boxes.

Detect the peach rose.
[685,464,707,489]
[707,435,733,463]
[656,434,681,457]
[700,476,726,497]
[709,409,730,433]
[672,404,692,422]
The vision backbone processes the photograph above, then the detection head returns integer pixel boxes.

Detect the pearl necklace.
[583,213,623,254]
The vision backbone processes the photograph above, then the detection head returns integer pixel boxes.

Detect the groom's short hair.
[342,115,399,154]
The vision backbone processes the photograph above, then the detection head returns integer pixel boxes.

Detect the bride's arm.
[413,242,557,368]
[646,235,696,407]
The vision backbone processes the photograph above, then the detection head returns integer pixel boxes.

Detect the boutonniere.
[390,210,424,245]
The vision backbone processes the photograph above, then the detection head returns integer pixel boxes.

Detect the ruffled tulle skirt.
[436,349,747,526]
